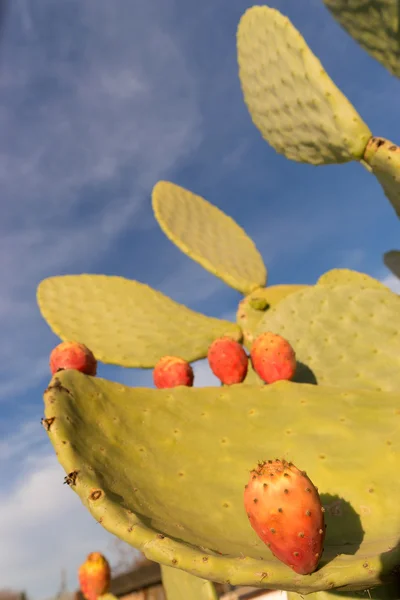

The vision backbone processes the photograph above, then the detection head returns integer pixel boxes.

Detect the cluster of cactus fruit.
[38,3,400,600]
[151,333,296,389]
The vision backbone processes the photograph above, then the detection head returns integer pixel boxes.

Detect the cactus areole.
[244,460,325,575]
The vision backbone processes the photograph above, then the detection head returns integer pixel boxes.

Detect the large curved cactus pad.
[152,181,266,294]
[236,285,307,348]
[37,275,241,367]
[323,0,400,79]
[255,283,400,391]
[43,370,400,594]
[161,565,218,600]
[236,6,371,165]
[384,250,400,280]
[363,137,400,219]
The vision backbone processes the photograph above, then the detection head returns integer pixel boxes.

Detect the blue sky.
[0,0,399,598]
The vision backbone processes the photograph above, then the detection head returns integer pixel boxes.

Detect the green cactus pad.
[161,566,218,600]
[383,250,400,280]
[152,181,267,295]
[43,370,400,594]
[317,269,390,291]
[237,285,307,348]
[255,283,400,391]
[363,137,400,218]
[37,275,241,367]
[323,0,400,79]
[236,6,371,164]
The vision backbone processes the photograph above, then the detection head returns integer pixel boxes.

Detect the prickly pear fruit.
[78,552,111,600]
[207,337,249,384]
[250,332,296,383]
[49,341,97,376]
[244,459,325,575]
[153,356,194,388]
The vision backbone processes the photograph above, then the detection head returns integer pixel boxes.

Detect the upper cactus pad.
[43,370,400,594]
[384,250,400,280]
[37,275,241,367]
[317,268,390,291]
[255,283,400,391]
[363,137,400,219]
[236,6,372,164]
[236,285,307,348]
[152,181,267,294]
[323,0,400,79]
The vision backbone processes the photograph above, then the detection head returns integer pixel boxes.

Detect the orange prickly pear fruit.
[49,341,97,376]
[153,356,194,388]
[244,459,326,575]
[207,337,248,384]
[250,332,296,383]
[78,552,111,600]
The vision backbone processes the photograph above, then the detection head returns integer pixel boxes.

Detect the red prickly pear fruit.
[153,356,194,388]
[250,332,296,384]
[244,459,326,575]
[207,337,248,385]
[78,552,111,600]
[49,341,97,376]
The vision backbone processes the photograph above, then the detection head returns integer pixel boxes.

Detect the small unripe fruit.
[50,341,97,376]
[250,332,296,383]
[78,552,111,600]
[207,337,248,385]
[153,356,194,388]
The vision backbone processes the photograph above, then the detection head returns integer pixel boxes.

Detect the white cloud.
[0,420,137,598]
[193,358,221,387]
[0,447,136,600]
[0,0,203,400]
[0,1,204,597]
[381,274,400,293]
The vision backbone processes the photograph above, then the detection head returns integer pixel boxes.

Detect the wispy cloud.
[0,447,130,599]
[0,0,203,400]
[380,274,400,294]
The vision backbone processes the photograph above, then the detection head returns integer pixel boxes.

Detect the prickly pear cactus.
[237,284,307,348]
[255,283,400,391]
[236,4,400,275]
[322,0,400,79]
[316,268,391,291]
[37,4,400,600]
[236,6,372,165]
[43,371,400,595]
[152,181,267,294]
[363,137,400,219]
[37,275,241,367]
